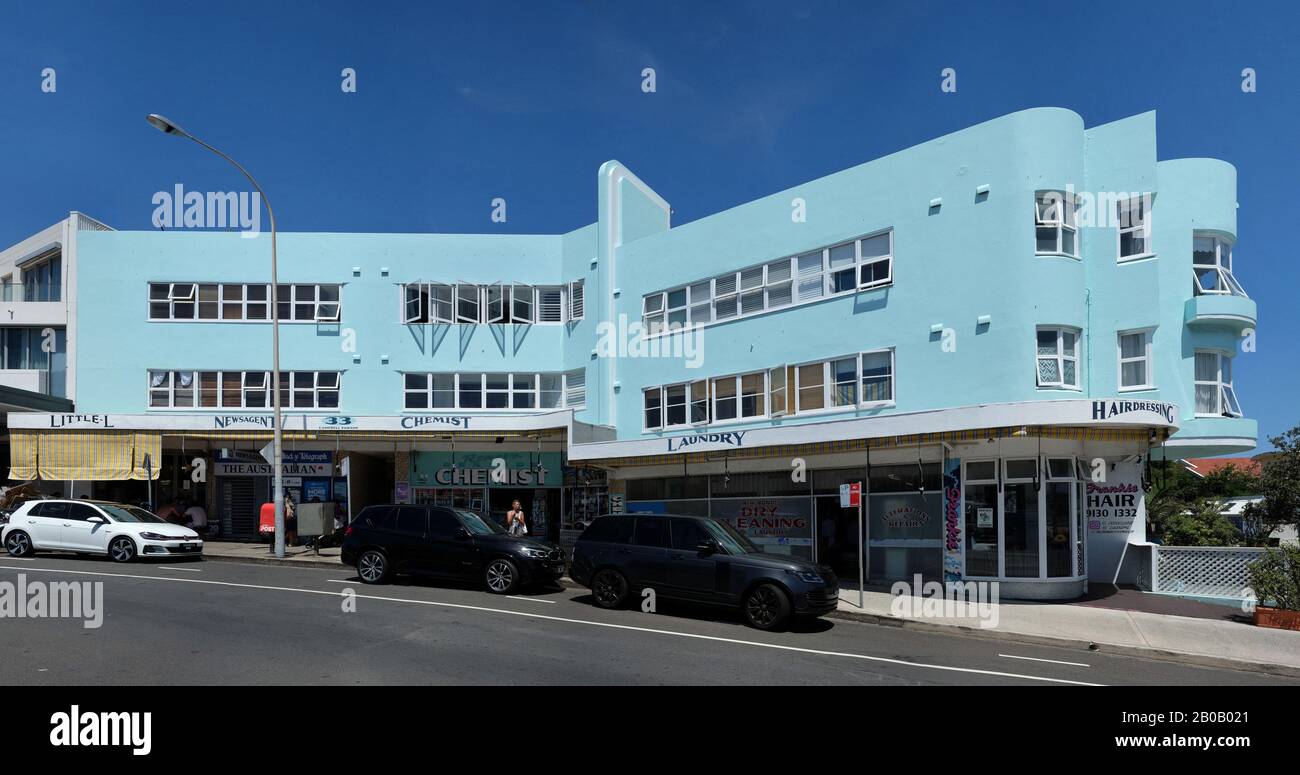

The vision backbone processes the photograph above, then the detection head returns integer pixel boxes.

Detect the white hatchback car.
[2,500,203,562]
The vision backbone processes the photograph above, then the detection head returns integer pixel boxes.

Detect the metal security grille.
[1153,546,1267,599]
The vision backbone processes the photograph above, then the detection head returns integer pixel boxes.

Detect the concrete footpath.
[833,586,1300,677]
[203,541,1300,677]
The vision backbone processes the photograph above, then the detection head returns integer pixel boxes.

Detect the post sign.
[839,482,861,508]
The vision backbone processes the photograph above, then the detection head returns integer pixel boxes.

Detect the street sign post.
[840,482,864,608]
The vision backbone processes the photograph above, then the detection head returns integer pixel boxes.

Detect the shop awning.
[7,431,162,481]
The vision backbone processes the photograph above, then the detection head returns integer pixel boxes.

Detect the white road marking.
[508,595,556,604]
[326,579,355,584]
[0,563,1102,686]
[999,653,1091,668]
[157,566,202,572]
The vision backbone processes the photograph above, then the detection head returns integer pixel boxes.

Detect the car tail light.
[344,525,353,537]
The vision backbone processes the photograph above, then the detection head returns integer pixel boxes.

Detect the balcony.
[0,369,49,394]
[1184,292,1256,332]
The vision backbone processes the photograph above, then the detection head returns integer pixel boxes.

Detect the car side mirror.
[455,527,471,541]
[87,516,107,525]
[696,539,718,555]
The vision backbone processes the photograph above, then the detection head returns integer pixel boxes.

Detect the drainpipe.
[1084,288,1093,395]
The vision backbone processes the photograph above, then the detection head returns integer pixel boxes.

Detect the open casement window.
[768,364,788,417]
[858,231,892,289]
[169,283,197,319]
[1117,197,1151,260]
[485,284,507,324]
[510,284,534,324]
[568,280,584,321]
[1036,327,1080,389]
[1192,234,1247,297]
[403,283,426,324]
[428,283,453,323]
[242,371,270,408]
[455,284,481,323]
[642,293,665,335]
[536,286,564,323]
[1035,191,1078,256]
[315,285,341,322]
[1194,350,1243,417]
[689,379,710,424]
[563,369,586,407]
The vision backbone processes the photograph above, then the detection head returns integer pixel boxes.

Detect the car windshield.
[98,504,167,524]
[455,509,506,536]
[704,518,758,555]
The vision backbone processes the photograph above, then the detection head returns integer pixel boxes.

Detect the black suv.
[570,513,838,630]
[341,504,566,594]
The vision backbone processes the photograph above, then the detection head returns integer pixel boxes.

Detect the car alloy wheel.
[485,559,517,594]
[5,531,32,557]
[109,537,136,563]
[357,551,387,584]
[744,583,790,630]
[592,569,629,609]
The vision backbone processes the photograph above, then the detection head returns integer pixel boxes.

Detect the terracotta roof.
[1181,457,1262,478]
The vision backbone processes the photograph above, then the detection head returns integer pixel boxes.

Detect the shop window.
[965,457,1085,580]
[1036,326,1080,389]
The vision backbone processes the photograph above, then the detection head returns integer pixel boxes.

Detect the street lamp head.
[146,113,187,137]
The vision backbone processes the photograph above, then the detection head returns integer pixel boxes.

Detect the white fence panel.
[1152,546,1266,599]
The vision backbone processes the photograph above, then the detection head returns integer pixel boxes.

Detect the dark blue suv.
[569,513,838,630]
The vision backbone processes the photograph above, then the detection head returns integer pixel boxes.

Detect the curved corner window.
[1194,350,1243,417]
[1192,234,1247,297]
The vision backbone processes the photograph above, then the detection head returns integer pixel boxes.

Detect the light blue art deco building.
[4,108,1255,598]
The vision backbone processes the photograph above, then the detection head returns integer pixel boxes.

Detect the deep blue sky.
[1,1,1296,453]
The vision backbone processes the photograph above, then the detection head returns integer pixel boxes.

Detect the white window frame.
[404,371,582,412]
[1116,196,1152,262]
[1117,329,1155,391]
[485,284,508,324]
[536,286,565,323]
[1035,326,1081,390]
[150,282,338,323]
[567,280,584,321]
[456,284,481,323]
[768,365,787,417]
[860,348,895,406]
[1034,191,1078,258]
[148,369,339,410]
[639,228,894,337]
[1194,350,1243,418]
[1192,233,1247,297]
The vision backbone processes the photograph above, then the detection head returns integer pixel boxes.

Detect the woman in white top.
[506,500,527,536]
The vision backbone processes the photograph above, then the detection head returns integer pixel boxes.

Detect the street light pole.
[146,114,286,558]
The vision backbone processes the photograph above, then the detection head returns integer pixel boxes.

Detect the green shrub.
[1247,545,1300,611]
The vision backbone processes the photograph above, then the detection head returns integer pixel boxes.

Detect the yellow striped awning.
[5,431,164,481]
[8,431,38,481]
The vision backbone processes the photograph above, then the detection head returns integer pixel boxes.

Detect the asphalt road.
[0,554,1293,686]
